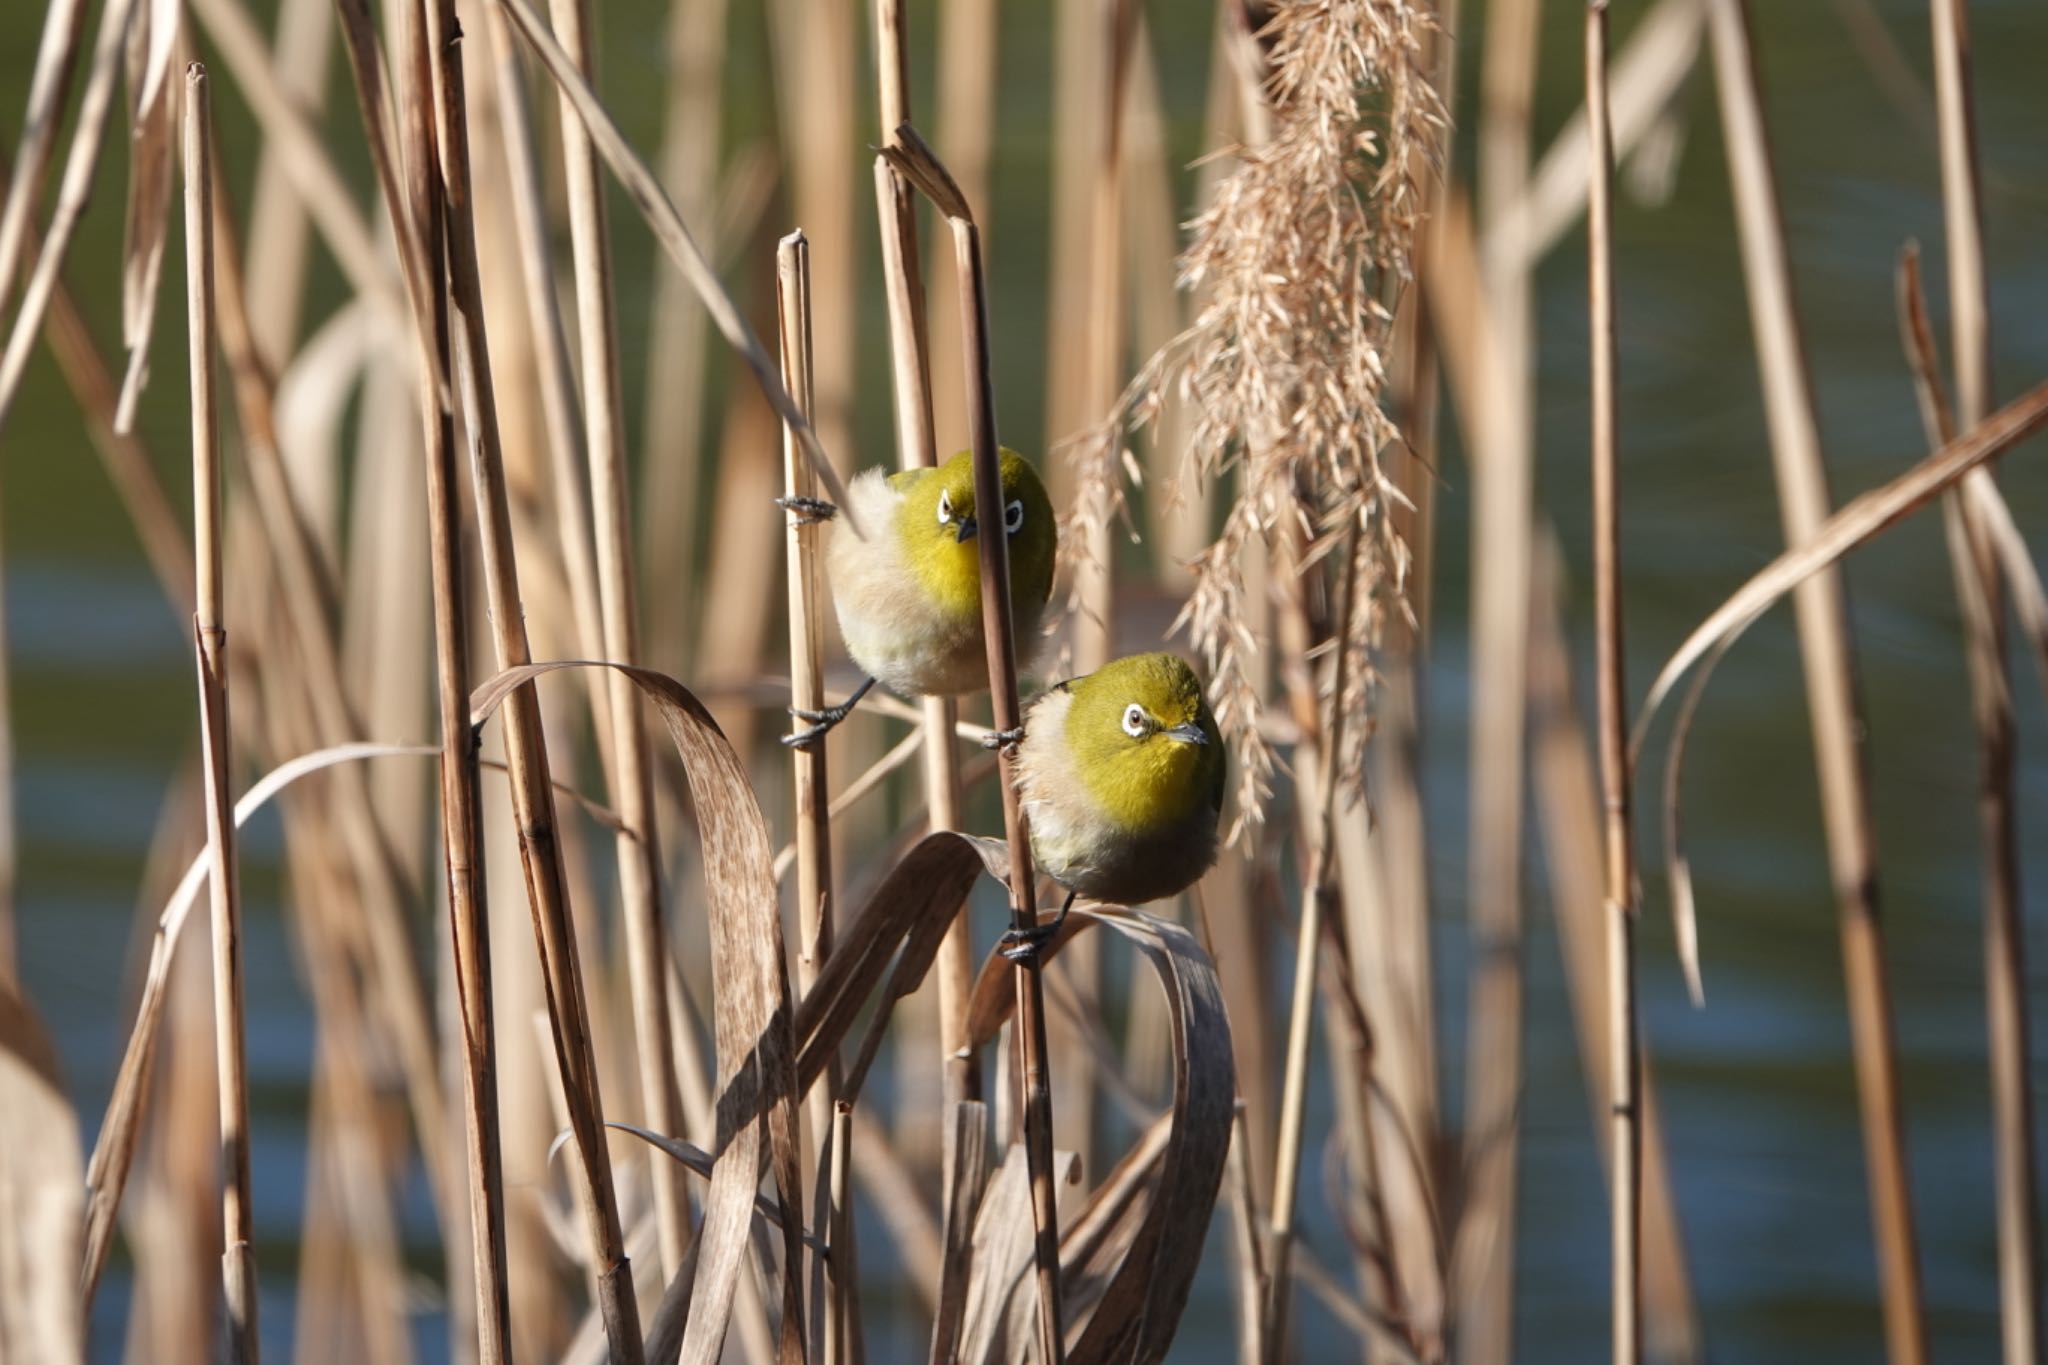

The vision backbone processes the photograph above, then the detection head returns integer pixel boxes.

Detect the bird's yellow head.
[1062,653,1224,832]
[898,448,1055,622]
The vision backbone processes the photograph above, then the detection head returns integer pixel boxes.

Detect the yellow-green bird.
[1007,652,1225,959]
[780,447,1055,748]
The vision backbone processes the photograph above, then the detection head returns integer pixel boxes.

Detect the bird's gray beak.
[954,515,979,543]
[1166,722,1208,746]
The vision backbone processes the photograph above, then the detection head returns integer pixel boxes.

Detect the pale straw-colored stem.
[882,126,1066,1363]
[778,229,851,1362]
[1925,4,2037,1358]
[872,0,976,1113]
[1707,3,1926,1358]
[185,63,260,1364]
[414,0,643,1352]
[545,0,689,1277]
[1586,7,1641,1360]
[1263,525,1362,1361]
[337,0,514,1351]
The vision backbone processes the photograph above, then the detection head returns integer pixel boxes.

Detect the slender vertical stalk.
[883,128,1065,1364]
[1263,527,1362,1362]
[872,0,975,1109]
[1457,0,1542,1355]
[1926,5,2037,1358]
[184,63,259,1365]
[1706,4,1926,1360]
[1586,7,1641,1361]
[414,0,644,1353]
[779,228,848,1362]
[545,0,688,1277]
[329,1,511,1353]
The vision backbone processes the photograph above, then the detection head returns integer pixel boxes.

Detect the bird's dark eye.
[936,490,952,524]
[1004,499,1025,534]
[1121,704,1147,738]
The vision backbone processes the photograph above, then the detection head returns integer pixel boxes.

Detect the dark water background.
[4,0,2048,1360]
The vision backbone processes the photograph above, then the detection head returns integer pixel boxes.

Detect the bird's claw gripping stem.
[981,724,1026,753]
[775,494,838,525]
[998,891,1076,965]
[782,675,878,750]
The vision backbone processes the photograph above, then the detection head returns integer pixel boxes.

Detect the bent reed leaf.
[465,660,803,1365]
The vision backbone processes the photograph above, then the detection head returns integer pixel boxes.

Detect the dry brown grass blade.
[111,0,176,432]
[1635,375,2048,750]
[956,1145,1081,1365]
[792,832,1007,1099]
[965,908,1236,1365]
[464,660,804,1365]
[0,0,90,317]
[0,0,140,436]
[78,742,435,1306]
[0,981,83,1364]
[487,0,855,534]
[928,1100,989,1365]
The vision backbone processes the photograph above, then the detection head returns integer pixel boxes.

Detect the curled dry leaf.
[465,661,804,1365]
[1636,374,2048,978]
[968,907,1236,1365]
[0,981,83,1365]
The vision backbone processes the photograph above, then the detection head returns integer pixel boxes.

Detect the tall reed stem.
[1586,7,1641,1360]
[1264,525,1362,1362]
[778,228,848,1361]
[882,127,1066,1365]
[1707,4,1926,1359]
[546,0,689,1276]
[415,0,644,1352]
[871,0,976,1109]
[329,0,512,1351]
[1925,4,2038,1358]
[185,63,259,1365]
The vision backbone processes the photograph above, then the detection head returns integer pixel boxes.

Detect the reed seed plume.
[1089,0,1443,831]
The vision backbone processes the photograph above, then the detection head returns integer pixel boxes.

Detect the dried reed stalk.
[489,0,855,530]
[239,0,328,360]
[1456,0,1541,1352]
[778,228,848,1359]
[1587,8,1640,1359]
[328,0,512,1352]
[1924,5,2038,1357]
[640,0,731,676]
[1264,526,1363,1360]
[414,0,643,1351]
[185,0,398,317]
[545,0,689,1275]
[1705,5,1926,1359]
[1527,538,1702,1362]
[0,0,89,315]
[871,0,975,1113]
[881,125,1066,1365]
[183,63,258,1364]
[0,0,140,434]
[924,0,994,462]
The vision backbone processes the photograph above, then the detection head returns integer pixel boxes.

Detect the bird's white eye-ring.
[936,490,953,524]
[1004,498,1025,534]
[1121,704,1148,738]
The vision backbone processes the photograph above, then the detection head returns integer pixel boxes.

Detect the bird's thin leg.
[783,675,878,749]
[980,723,1026,752]
[775,494,838,525]
[999,889,1076,965]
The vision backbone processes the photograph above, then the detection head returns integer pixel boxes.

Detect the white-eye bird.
[1008,652,1225,958]
[779,447,1056,748]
